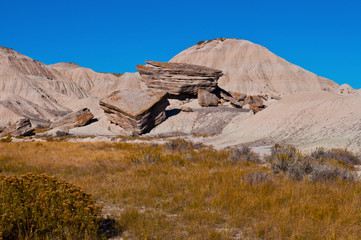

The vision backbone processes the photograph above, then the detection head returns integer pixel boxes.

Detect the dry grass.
[0,141,360,239]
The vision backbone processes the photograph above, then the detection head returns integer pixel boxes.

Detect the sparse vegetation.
[309,147,361,166]
[229,146,261,163]
[196,38,231,46]
[267,144,358,182]
[0,141,360,239]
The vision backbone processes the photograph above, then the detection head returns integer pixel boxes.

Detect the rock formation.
[197,89,219,107]
[1,118,34,136]
[170,38,339,96]
[50,108,94,129]
[0,46,151,135]
[136,61,223,97]
[100,89,169,134]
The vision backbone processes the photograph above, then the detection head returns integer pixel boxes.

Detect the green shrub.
[0,173,102,240]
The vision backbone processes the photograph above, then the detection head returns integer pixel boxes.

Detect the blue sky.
[1,0,360,89]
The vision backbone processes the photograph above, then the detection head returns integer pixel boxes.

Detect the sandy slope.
[207,91,361,153]
[170,39,339,96]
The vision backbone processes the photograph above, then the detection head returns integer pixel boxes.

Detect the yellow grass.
[0,141,360,239]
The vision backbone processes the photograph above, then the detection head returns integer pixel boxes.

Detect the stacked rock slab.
[136,61,223,97]
[100,89,169,134]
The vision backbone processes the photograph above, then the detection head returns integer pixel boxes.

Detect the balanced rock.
[197,89,219,107]
[136,61,223,97]
[50,108,94,129]
[100,89,169,134]
[2,118,34,136]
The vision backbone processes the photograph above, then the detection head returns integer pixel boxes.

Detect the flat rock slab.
[51,108,94,129]
[136,61,223,97]
[100,89,169,134]
[2,118,34,136]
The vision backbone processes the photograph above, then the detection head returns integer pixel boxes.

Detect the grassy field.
[0,140,360,239]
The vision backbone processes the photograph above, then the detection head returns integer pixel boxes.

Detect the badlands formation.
[0,39,360,153]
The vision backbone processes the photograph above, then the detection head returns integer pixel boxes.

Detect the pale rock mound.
[170,38,339,96]
[208,91,361,153]
[0,93,70,128]
[49,62,123,98]
[94,72,148,97]
[136,61,222,96]
[100,89,169,134]
[0,46,150,131]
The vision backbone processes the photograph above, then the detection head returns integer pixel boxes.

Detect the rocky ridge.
[0,42,360,153]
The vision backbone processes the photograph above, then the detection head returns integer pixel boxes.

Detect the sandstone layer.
[136,61,222,97]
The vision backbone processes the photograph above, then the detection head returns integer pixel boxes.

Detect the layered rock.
[50,108,94,129]
[100,89,169,134]
[1,118,34,136]
[197,89,219,107]
[136,61,222,97]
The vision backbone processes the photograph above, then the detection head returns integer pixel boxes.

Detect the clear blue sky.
[1,0,360,89]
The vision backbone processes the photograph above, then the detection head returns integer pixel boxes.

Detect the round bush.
[0,173,102,240]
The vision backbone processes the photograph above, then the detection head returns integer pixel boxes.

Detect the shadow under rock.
[84,118,98,126]
[165,109,181,118]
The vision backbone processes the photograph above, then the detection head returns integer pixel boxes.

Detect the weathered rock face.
[100,89,170,134]
[197,89,219,107]
[136,61,223,97]
[242,96,264,113]
[1,118,34,136]
[243,95,264,107]
[230,98,243,108]
[50,108,94,129]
